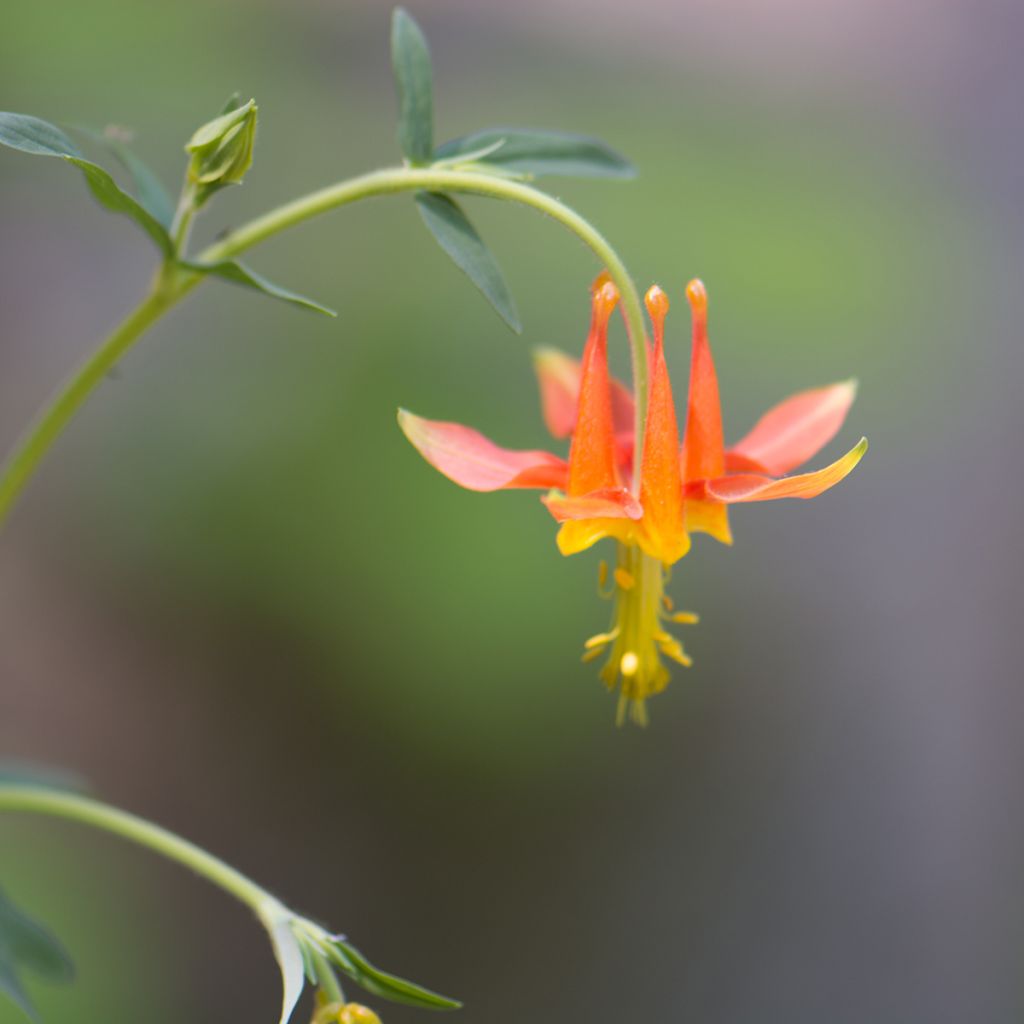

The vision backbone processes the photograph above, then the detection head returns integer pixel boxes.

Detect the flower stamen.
[671,610,699,624]
[613,567,635,590]
[585,542,698,725]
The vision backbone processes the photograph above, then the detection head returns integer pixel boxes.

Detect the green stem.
[310,945,346,1005]
[0,785,279,915]
[0,286,178,527]
[0,166,648,531]
[198,168,648,471]
[170,187,197,256]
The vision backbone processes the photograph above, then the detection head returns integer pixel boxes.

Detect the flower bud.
[337,1004,383,1024]
[185,98,257,191]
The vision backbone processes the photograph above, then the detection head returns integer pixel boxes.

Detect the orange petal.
[565,278,623,497]
[636,285,687,564]
[724,451,772,474]
[680,279,726,483]
[398,409,567,491]
[729,380,858,476]
[542,487,643,522]
[533,347,581,438]
[532,346,634,442]
[698,437,868,503]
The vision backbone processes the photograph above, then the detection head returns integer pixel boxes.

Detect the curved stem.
[198,168,649,474]
[0,166,648,531]
[0,785,278,916]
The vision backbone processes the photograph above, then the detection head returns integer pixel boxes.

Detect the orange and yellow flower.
[399,275,866,724]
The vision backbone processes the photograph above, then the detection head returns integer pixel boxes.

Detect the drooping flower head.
[399,274,866,724]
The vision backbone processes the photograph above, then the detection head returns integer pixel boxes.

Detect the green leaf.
[267,919,306,1024]
[0,112,173,256]
[0,959,33,1022]
[415,192,520,333]
[180,259,337,316]
[326,937,461,1011]
[0,113,82,159]
[435,127,636,179]
[65,157,174,256]
[70,126,176,229]
[0,889,75,1022]
[390,8,434,164]
[105,141,175,228]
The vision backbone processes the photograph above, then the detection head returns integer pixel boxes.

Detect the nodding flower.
[399,274,866,724]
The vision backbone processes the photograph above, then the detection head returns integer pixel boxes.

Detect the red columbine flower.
[399,275,866,724]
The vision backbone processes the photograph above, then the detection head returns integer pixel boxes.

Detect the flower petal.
[542,487,643,522]
[532,347,635,440]
[565,278,626,496]
[680,280,726,483]
[635,286,688,565]
[533,346,581,439]
[545,488,642,557]
[696,437,868,503]
[680,280,731,547]
[723,451,772,474]
[729,380,858,476]
[398,409,567,491]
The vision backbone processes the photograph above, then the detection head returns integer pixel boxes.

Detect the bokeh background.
[1,0,1022,1021]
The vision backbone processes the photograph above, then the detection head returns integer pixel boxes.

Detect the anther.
[620,651,640,676]
[584,629,618,650]
[614,568,635,591]
[671,611,700,624]
[658,637,693,667]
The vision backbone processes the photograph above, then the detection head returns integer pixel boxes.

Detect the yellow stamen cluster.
[584,543,698,726]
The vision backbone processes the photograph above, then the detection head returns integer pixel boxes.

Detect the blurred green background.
[2,0,1021,1021]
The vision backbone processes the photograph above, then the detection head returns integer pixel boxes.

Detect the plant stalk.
[0,785,278,915]
[0,166,648,531]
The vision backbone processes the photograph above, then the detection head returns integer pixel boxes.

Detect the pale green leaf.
[180,259,336,316]
[0,889,74,1022]
[106,141,175,228]
[0,112,174,254]
[415,192,520,333]
[390,8,434,163]
[326,937,461,1011]
[0,959,33,1022]
[0,112,82,159]
[435,127,636,179]
[65,157,173,256]
[70,126,176,229]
